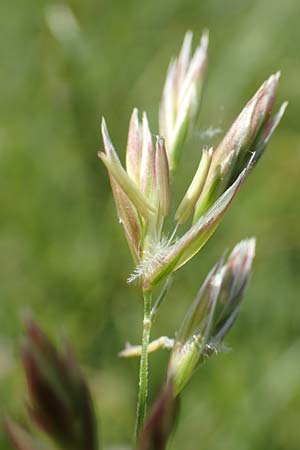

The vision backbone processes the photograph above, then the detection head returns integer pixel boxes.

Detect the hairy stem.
[135,290,152,439]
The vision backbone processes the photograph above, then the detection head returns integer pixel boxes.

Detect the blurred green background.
[1,0,300,449]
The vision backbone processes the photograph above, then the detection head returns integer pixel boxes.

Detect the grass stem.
[135,290,152,439]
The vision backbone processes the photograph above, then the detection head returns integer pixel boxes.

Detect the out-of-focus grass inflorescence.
[7,30,286,450]
[6,319,98,450]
